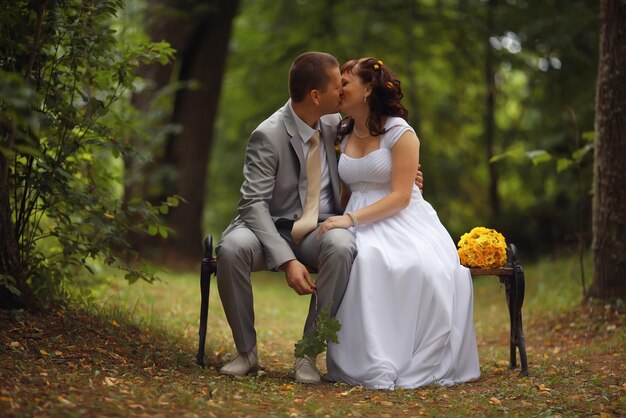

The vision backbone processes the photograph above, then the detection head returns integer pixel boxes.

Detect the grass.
[1,250,625,417]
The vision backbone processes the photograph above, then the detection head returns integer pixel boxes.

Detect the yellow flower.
[457,226,507,268]
[377,60,384,66]
[373,64,380,70]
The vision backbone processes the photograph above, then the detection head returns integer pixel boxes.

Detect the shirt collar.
[289,99,319,143]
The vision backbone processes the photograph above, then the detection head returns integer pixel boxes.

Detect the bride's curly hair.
[337,57,409,139]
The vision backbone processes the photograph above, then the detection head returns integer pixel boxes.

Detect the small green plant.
[294,301,341,359]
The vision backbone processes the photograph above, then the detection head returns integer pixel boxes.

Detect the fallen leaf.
[282,384,294,391]
[110,320,120,327]
[489,397,502,405]
[40,348,48,355]
[9,342,21,348]
[57,396,76,407]
[103,377,120,386]
[339,387,359,396]
[55,350,63,356]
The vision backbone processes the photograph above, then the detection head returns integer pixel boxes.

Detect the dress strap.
[382,118,416,149]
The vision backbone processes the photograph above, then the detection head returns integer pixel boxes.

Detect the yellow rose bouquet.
[457,227,508,269]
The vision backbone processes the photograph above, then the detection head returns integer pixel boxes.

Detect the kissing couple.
[215,51,480,390]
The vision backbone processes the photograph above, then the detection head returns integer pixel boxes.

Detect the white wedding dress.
[325,117,480,390]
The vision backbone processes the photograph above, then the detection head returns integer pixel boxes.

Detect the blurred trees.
[206,0,599,259]
[125,0,239,263]
[587,0,626,301]
[1,0,611,308]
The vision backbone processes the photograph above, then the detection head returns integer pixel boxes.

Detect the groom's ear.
[309,90,320,106]
[309,89,321,106]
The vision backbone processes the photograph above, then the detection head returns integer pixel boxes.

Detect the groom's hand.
[415,163,424,191]
[280,259,316,295]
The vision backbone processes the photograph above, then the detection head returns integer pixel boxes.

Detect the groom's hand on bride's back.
[280,259,317,295]
[415,163,424,192]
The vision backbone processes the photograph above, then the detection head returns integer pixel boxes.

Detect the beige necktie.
[292,130,321,244]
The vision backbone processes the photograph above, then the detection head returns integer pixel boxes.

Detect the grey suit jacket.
[222,101,343,270]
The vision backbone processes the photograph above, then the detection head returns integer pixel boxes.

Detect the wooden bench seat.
[197,236,528,377]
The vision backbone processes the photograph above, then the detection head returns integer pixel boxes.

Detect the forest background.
[208,0,599,261]
[1,1,626,416]
[0,0,623,323]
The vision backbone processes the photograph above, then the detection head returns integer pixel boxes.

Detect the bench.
[196,236,528,377]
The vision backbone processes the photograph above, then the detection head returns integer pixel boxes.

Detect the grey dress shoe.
[294,356,320,384]
[219,346,259,377]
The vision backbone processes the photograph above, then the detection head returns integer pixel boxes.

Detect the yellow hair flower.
[386,81,393,89]
[377,60,384,66]
[373,64,379,70]
[457,227,507,268]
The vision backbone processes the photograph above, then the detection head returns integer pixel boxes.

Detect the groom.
[216,52,355,384]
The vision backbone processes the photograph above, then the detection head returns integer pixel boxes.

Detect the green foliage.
[294,302,341,359]
[0,274,20,297]
[0,0,175,302]
[492,132,594,173]
[208,0,598,256]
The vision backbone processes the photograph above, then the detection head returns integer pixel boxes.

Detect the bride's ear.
[365,83,373,97]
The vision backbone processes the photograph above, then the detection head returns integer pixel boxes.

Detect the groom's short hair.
[289,52,339,103]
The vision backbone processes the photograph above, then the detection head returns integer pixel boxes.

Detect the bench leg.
[503,275,518,370]
[502,263,529,377]
[196,236,214,367]
[516,311,529,376]
[514,264,528,376]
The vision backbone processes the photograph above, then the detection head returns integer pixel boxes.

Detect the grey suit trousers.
[216,224,356,354]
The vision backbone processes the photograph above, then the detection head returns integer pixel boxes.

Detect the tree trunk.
[0,129,23,309]
[0,188,41,310]
[587,0,626,301]
[126,0,240,265]
[485,0,500,222]
[0,0,46,310]
[405,0,422,133]
[0,129,41,310]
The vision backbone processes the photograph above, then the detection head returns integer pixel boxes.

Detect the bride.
[318,57,480,390]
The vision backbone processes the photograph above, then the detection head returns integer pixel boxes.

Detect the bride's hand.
[318,215,353,236]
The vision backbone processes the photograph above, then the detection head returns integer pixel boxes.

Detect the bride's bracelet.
[346,211,359,227]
